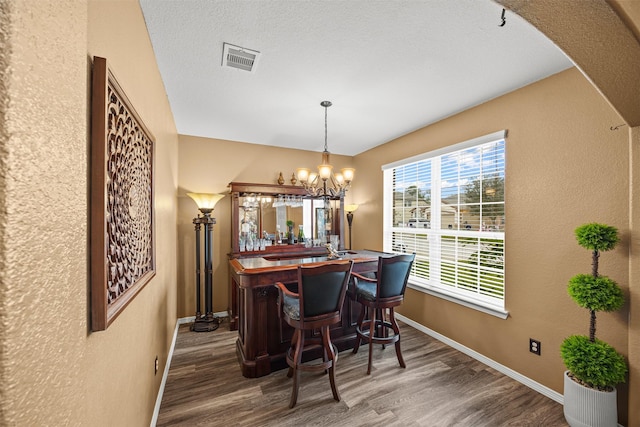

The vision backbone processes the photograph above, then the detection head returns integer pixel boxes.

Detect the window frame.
[382,130,508,319]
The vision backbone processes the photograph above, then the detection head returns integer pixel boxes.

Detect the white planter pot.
[563,371,618,427]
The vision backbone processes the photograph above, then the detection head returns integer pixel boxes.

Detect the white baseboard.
[150,311,229,427]
[395,313,564,405]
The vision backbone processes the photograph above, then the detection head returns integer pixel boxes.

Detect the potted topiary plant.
[561,223,627,427]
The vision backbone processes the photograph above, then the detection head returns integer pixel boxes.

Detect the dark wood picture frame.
[90,56,156,331]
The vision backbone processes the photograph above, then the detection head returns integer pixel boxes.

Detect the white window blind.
[383,131,506,312]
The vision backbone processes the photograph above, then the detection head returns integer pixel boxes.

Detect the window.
[382,131,506,315]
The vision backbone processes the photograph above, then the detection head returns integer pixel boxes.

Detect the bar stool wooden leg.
[378,308,387,349]
[389,308,405,368]
[289,331,304,408]
[367,308,376,375]
[287,329,299,378]
[352,305,367,354]
[322,325,340,402]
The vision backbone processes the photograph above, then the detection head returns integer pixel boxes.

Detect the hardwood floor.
[156,319,567,426]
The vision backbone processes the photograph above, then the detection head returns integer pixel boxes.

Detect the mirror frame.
[228,182,345,257]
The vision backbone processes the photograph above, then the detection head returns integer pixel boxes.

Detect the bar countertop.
[229,249,390,275]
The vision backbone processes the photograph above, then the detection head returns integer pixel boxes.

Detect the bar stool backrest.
[298,261,353,326]
[377,254,415,299]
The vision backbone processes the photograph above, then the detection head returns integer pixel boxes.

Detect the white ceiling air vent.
[222,43,260,73]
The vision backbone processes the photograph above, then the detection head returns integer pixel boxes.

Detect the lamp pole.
[347,211,354,250]
[187,192,225,332]
[345,204,358,250]
[192,213,219,332]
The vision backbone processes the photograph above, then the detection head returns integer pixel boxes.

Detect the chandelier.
[296,101,355,198]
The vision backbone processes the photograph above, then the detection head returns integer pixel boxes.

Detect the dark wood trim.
[228,182,310,196]
[90,57,109,331]
[90,56,156,331]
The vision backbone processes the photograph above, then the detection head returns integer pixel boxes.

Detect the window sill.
[407,282,509,319]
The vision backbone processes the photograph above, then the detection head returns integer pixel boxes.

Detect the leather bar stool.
[275,260,354,408]
[351,254,415,374]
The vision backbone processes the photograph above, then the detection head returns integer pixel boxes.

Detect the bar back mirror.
[229,182,344,255]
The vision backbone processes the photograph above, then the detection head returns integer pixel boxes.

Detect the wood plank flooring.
[156,319,567,426]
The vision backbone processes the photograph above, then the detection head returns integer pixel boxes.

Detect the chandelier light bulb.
[318,164,333,180]
[341,168,355,183]
[296,168,310,183]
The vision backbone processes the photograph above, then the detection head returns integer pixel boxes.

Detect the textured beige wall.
[353,67,630,419]
[608,0,640,44]
[86,1,179,425]
[0,0,178,426]
[177,136,354,317]
[0,1,88,424]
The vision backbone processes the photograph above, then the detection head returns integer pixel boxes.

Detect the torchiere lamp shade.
[187,192,225,213]
[346,204,358,250]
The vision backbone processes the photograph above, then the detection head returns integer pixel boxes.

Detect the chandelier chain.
[324,105,328,152]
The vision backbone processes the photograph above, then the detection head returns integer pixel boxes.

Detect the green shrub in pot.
[560,223,627,391]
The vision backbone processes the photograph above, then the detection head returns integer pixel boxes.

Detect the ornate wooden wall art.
[90,56,156,331]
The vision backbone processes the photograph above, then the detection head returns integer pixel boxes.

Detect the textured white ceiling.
[140,0,573,156]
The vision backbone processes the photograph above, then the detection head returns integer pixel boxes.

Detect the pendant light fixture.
[296,101,355,197]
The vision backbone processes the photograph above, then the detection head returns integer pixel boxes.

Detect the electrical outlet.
[155,356,159,375]
[529,338,541,355]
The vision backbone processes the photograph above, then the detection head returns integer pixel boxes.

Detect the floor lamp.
[188,192,225,332]
[345,204,359,250]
